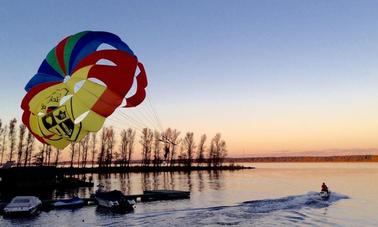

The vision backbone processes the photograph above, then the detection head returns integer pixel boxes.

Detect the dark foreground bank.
[0,165,254,195]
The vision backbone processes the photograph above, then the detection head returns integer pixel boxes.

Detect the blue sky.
[1,1,378,155]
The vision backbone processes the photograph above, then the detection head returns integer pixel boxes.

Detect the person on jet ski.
[321,182,329,192]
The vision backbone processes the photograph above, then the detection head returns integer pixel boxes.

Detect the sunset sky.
[1,1,378,157]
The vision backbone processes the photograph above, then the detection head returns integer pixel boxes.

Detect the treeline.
[0,118,35,167]
[0,118,228,168]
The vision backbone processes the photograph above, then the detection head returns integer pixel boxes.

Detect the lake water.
[1,163,378,226]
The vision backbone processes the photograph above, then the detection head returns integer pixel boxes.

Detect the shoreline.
[0,165,253,193]
[226,154,378,163]
[56,165,255,174]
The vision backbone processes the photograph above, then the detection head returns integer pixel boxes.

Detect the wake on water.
[240,191,349,212]
[127,192,349,226]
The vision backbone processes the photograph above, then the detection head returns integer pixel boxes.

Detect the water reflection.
[50,170,227,200]
[186,172,193,192]
[208,171,223,191]
[3,164,378,227]
[142,172,151,191]
[119,173,131,195]
[152,172,159,190]
[168,172,175,190]
[197,171,204,192]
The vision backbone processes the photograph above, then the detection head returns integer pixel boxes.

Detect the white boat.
[94,184,136,212]
[3,196,42,216]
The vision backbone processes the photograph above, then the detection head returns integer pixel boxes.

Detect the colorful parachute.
[21,31,147,149]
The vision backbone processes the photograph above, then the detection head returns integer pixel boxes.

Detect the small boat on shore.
[52,197,85,209]
[94,184,136,212]
[320,190,331,200]
[3,196,42,216]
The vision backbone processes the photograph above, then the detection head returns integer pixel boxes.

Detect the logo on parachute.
[42,107,76,137]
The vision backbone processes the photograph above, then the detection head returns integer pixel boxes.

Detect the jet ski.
[320,190,331,200]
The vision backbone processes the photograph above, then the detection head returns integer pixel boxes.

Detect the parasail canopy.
[21,31,147,149]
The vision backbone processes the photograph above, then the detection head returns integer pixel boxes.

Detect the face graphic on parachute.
[38,88,82,141]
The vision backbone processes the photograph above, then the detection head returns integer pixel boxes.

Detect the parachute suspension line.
[119,108,153,129]
[116,109,156,131]
[121,93,164,132]
[107,120,144,136]
[109,113,130,126]
[136,104,161,131]
[145,92,164,131]
[60,83,147,134]
[118,92,163,132]
[107,116,144,135]
[119,105,160,131]
[55,60,162,132]
[60,82,142,128]
[116,108,147,128]
[111,110,147,130]
[60,75,161,132]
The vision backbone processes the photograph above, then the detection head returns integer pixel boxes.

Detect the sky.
[1,0,378,157]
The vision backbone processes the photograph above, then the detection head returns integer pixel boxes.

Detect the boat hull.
[94,190,135,212]
[3,196,42,217]
[52,198,85,209]
[4,205,41,217]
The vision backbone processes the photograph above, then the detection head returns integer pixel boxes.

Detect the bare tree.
[90,132,97,168]
[54,148,60,166]
[33,150,44,166]
[161,128,172,165]
[119,128,136,167]
[28,137,34,166]
[0,121,6,165]
[217,140,227,166]
[23,131,35,166]
[98,128,107,167]
[8,118,17,163]
[153,131,161,167]
[169,129,180,166]
[46,145,52,165]
[105,127,115,167]
[40,144,47,166]
[183,132,196,168]
[178,143,186,167]
[76,140,81,167]
[113,151,120,167]
[140,128,153,167]
[126,128,135,167]
[70,142,76,168]
[208,133,227,167]
[159,128,181,166]
[120,129,129,167]
[16,124,26,166]
[34,144,48,166]
[197,134,207,166]
[81,135,90,168]
[0,120,2,148]
[208,138,215,167]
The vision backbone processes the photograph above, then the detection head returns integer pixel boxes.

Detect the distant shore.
[226,155,378,163]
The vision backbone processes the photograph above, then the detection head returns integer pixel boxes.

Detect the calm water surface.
[1,163,378,226]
